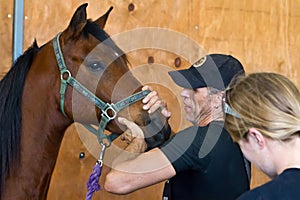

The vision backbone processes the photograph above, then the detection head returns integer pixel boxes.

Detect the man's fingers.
[142,90,157,104]
[147,103,161,114]
[118,117,128,126]
[142,85,152,91]
[162,108,172,118]
[118,117,136,130]
[141,86,172,117]
[143,95,159,111]
[118,117,144,138]
[120,130,134,144]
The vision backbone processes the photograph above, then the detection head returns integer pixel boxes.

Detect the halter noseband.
[52,32,150,146]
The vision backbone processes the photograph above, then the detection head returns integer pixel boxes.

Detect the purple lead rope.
[86,144,106,200]
[86,162,102,200]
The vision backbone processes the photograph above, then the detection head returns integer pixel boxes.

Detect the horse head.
[52,3,169,144]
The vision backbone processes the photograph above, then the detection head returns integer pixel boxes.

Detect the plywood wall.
[0,1,13,72]
[1,0,300,199]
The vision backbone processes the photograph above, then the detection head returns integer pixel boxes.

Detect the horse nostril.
[79,152,85,160]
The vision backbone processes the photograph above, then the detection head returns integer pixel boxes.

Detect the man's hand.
[118,86,172,151]
[142,86,172,118]
[141,86,172,150]
[118,117,144,142]
[118,117,148,153]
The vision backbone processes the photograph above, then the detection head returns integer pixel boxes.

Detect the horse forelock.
[83,20,129,65]
[0,42,39,197]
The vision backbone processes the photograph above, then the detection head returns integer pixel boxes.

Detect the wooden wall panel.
[0,1,13,75]
[2,0,300,199]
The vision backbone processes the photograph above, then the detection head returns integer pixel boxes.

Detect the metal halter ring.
[101,104,118,121]
[60,70,71,81]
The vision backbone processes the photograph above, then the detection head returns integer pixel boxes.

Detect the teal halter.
[52,32,150,146]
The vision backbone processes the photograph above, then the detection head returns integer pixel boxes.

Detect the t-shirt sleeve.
[159,126,210,173]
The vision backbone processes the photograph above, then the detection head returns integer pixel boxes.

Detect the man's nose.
[180,89,190,98]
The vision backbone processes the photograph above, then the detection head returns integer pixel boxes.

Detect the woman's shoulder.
[238,168,300,200]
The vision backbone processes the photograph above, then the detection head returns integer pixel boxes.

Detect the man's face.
[180,87,211,124]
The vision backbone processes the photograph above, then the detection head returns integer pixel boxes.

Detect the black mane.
[0,41,39,196]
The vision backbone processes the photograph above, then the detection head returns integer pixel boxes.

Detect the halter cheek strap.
[53,32,69,117]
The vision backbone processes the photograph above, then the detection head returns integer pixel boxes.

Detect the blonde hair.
[225,72,300,142]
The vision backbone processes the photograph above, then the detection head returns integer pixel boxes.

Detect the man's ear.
[248,128,266,149]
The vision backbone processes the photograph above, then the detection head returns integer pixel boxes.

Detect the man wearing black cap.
[104,54,250,199]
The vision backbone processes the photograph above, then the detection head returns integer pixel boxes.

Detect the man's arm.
[104,118,175,194]
[104,146,176,194]
[104,87,175,194]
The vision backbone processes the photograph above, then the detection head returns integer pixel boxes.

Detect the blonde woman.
[224,72,300,199]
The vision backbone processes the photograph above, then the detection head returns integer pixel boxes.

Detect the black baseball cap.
[168,54,245,90]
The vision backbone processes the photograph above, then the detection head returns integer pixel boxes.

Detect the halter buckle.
[101,103,118,121]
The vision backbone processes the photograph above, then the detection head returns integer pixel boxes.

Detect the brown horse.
[0,3,169,200]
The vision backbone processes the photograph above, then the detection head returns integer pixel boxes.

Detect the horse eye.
[86,60,106,72]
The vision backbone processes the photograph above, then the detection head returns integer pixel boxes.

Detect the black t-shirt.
[160,121,249,200]
[238,168,300,200]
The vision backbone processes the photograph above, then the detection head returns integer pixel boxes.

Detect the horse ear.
[95,6,113,29]
[65,3,88,37]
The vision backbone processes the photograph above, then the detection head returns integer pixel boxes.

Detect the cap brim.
[168,69,206,89]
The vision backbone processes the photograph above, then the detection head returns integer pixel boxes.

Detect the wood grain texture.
[0,0,298,199]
